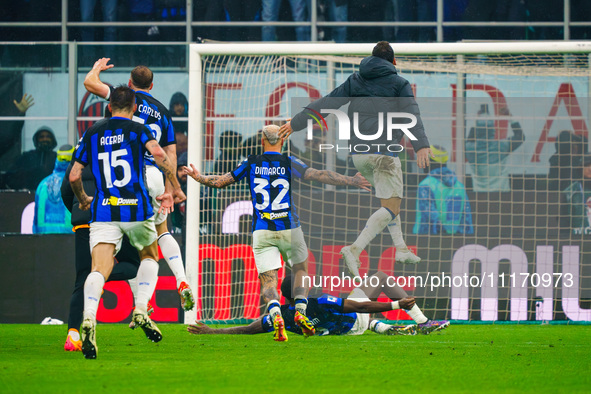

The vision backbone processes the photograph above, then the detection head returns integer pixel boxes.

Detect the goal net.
[185,42,591,324]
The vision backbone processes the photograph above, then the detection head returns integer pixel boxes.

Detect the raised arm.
[182,164,236,189]
[188,320,266,335]
[303,169,372,191]
[342,296,415,313]
[83,58,113,99]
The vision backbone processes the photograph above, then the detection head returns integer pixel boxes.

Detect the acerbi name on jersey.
[100,134,125,146]
[102,196,139,206]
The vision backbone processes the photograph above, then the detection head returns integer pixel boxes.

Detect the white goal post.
[185,41,591,324]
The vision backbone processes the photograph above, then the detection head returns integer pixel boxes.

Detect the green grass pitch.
[0,324,589,393]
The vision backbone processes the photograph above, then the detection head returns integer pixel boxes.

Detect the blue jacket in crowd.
[413,166,474,235]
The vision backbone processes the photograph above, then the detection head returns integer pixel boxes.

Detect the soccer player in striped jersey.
[70,86,186,359]
[183,124,371,342]
[188,273,449,337]
[83,58,195,312]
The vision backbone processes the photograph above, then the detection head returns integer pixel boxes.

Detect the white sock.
[387,215,409,251]
[406,305,428,324]
[158,232,187,288]
[128,278,138,304]
[83,271,105,321]
[370,320,391,334]
[267,300,282,321]
[294,297,308,315]
[135,258,159,313]
[351,208,394,255]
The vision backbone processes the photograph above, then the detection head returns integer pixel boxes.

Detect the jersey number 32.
[253,178,289,211]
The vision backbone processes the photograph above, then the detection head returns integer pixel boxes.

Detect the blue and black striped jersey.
[73,117,156,223]
[231,152,309,232]
[108,86,176,166]
[262,296,357,336]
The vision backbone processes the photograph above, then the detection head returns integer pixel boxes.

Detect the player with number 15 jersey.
[74,117,155,223]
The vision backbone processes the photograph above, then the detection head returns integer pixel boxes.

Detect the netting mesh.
[189,47,591,322]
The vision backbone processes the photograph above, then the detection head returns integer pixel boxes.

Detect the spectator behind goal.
[413,145,473,235]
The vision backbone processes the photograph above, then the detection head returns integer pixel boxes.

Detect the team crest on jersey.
[102,196,139,206]
[261,211,289,220]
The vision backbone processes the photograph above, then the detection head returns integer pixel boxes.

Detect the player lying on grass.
[188,271,449,337]
[183,124,371,342]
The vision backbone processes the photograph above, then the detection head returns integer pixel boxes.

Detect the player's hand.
[351,172,372,192]
[188,321,215,335]
[156,192,174,214]
[79,196,93,211]
[399,296,416,310]
[416,147,434,169]
[278,121,293,139]
[93,57,114,72]
[13,93,35,113]
[172,188,187,204]
[181,164,201,182]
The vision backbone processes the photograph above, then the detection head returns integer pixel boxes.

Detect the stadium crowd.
[2,0,591,44]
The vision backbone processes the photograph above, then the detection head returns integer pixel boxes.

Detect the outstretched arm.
[342,297,415,313]
[84,57,113,99]
[303,169,372,191]
[182,164,236,188]
[188,320,266,335]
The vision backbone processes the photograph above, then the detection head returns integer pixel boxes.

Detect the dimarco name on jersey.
[254,166,286,176]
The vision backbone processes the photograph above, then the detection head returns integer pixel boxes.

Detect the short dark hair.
[372,41,395,63]
[130,65,153,89]
[110,85,136,112]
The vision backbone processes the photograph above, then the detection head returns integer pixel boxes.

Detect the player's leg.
[383,198,420,264]
[253,229,287,341]
[342,155,392,275]
[65,227,91,352]
[284,227,315,337]
[131,241,163,342]
[362,272,449,334]
[81,235,118,359]
[156,222,194,311]
[125,219,163,342]
[147,165,194,310]
[259,269,288,342]
[369,319,417,336]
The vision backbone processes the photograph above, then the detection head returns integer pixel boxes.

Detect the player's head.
[129,65,154,91]
[372,41,395,65]
[109,85,137,116]
[262,125,283,150]
[280,275,294,303]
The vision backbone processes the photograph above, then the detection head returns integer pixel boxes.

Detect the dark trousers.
[67,227,141,330]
